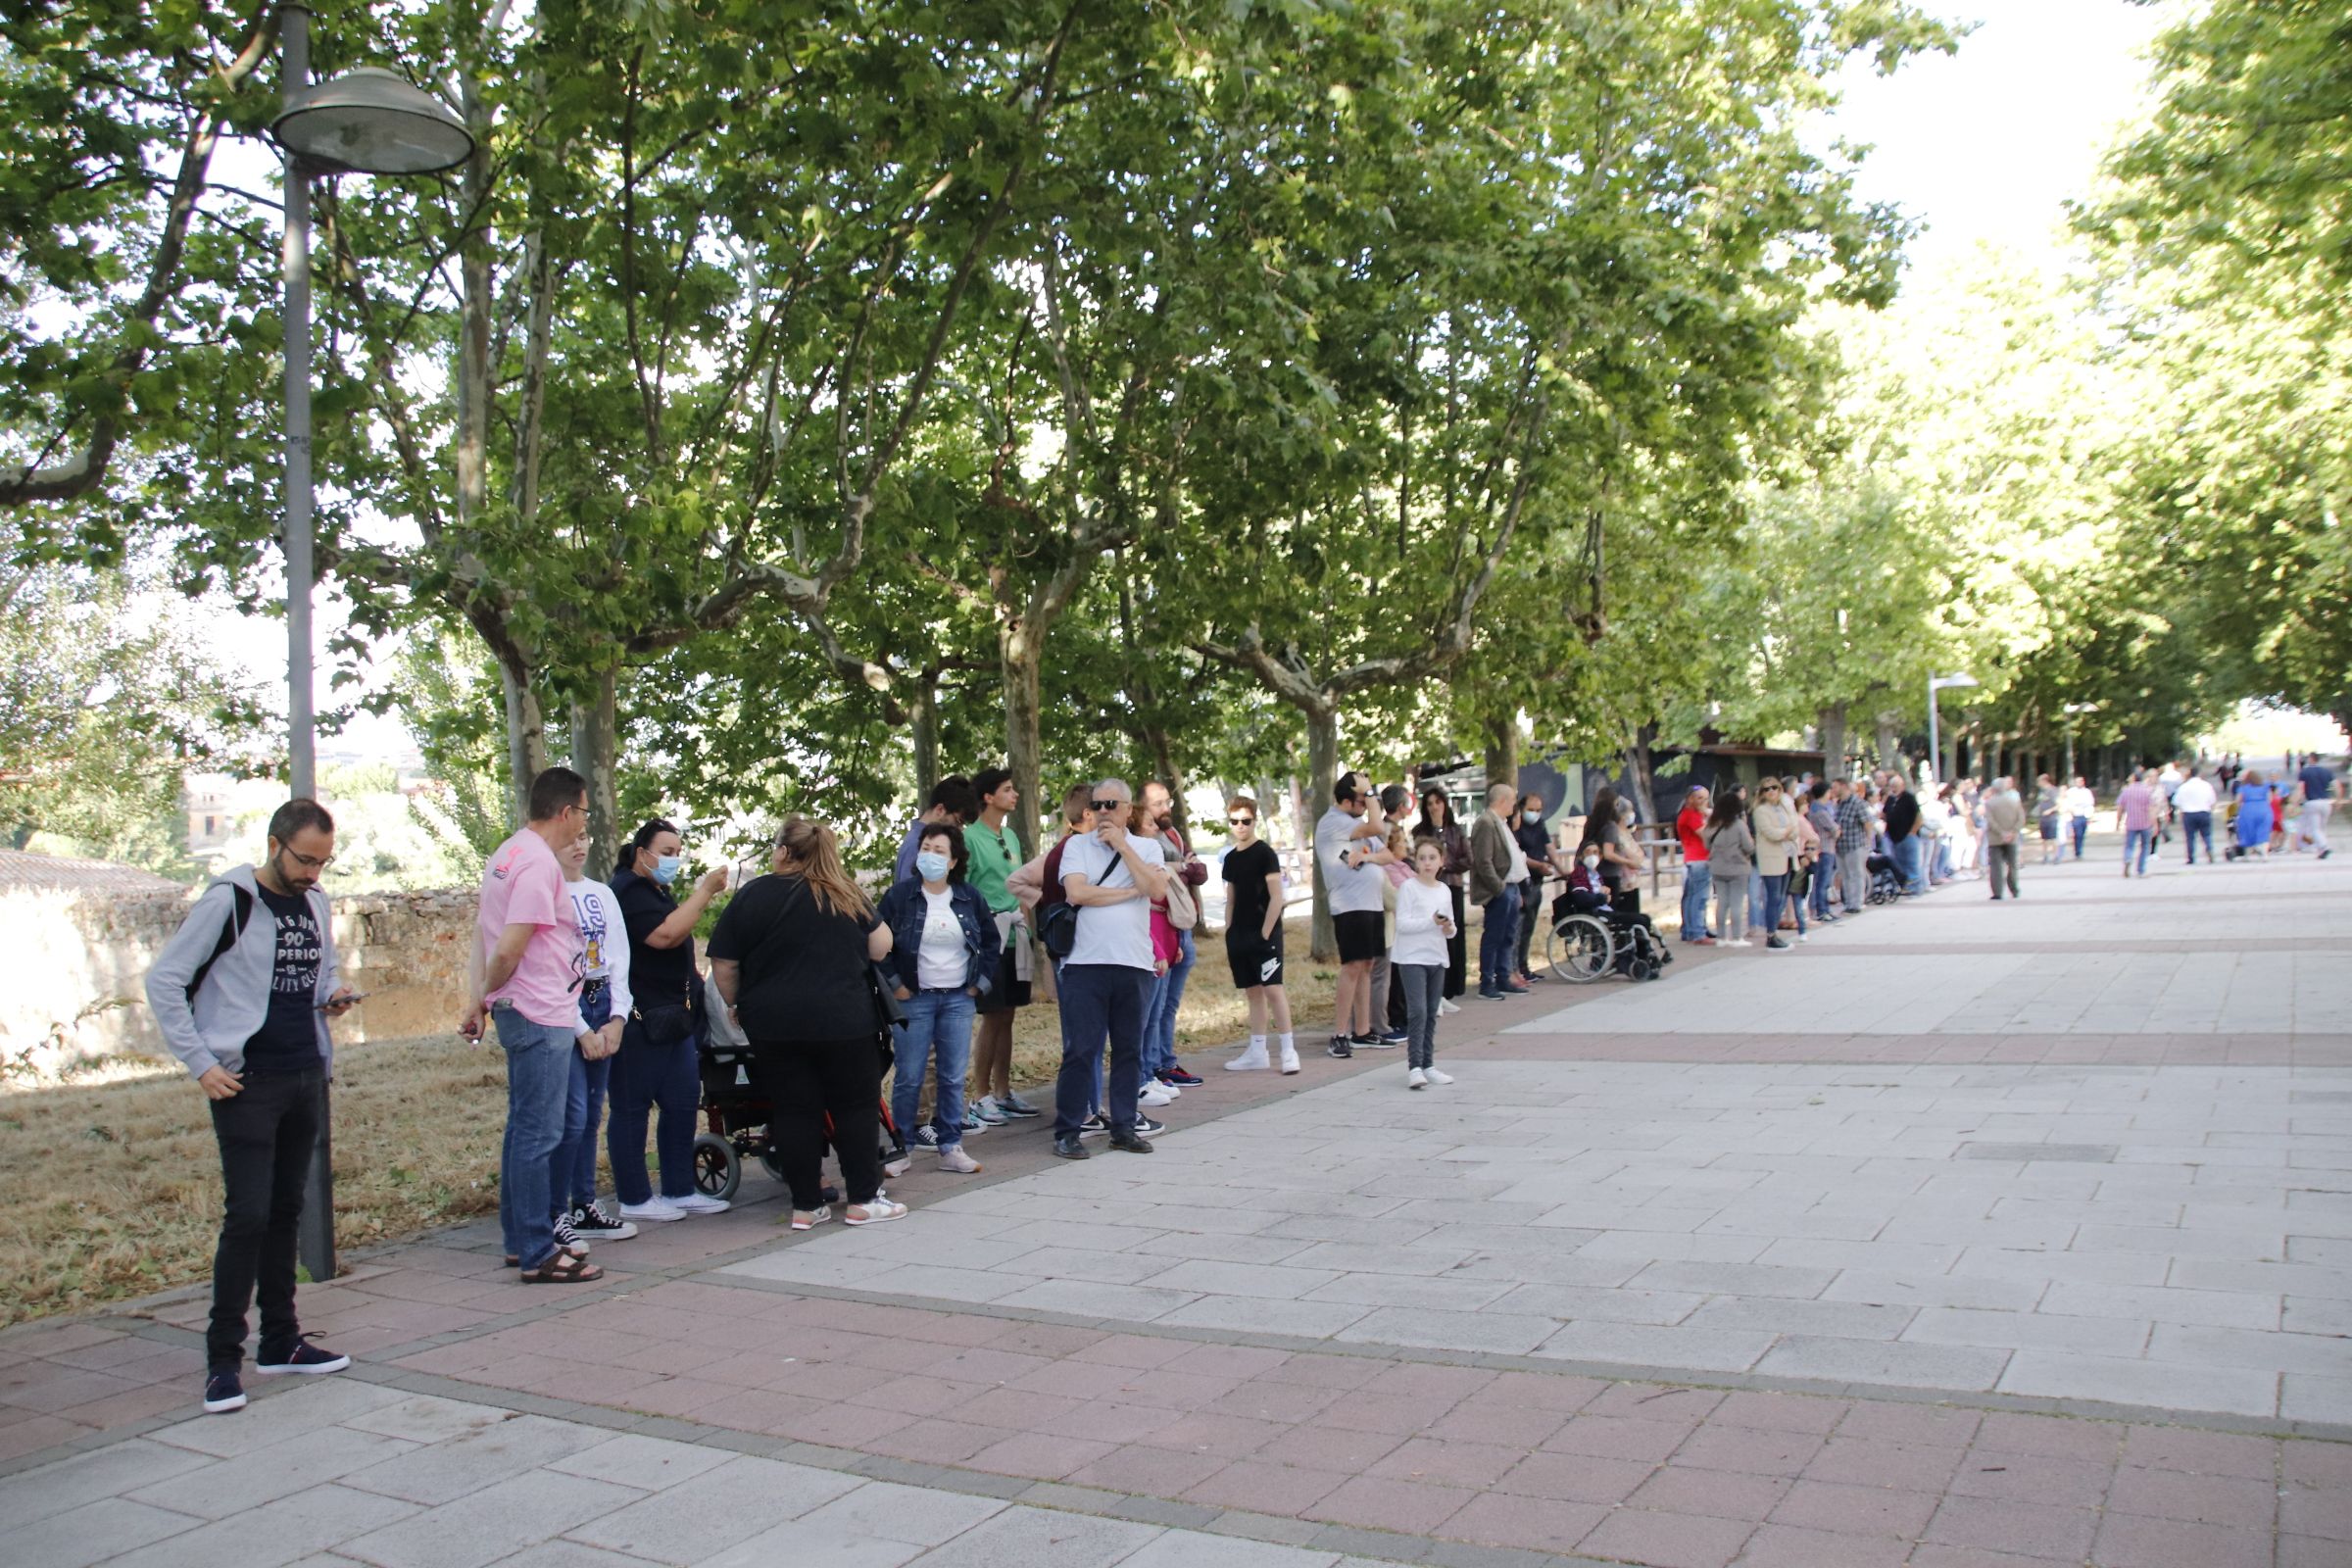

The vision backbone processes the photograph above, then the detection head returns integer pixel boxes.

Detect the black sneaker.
[1348,1033,1386,1050]
[551,1215,593,1254]
[1079,1112,1111,1137]
[256,1337,352,1376]
[1052,1134,1090,1160]
[1765,935,1789,950]
[1158,1065,1203,1087]
[912,1125,942,1152]
[203,1368,247,1413]
[1131,1114,1166,1137]
[568,1201,638,1241]
[1326,1036,1353,1058]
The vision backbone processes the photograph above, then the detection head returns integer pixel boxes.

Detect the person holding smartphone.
[145,799,359,1415]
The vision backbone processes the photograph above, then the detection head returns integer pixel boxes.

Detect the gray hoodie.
[142,865,340,1081]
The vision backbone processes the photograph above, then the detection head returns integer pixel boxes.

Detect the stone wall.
[0,885,476,1073]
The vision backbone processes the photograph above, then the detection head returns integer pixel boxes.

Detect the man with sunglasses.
[148,798,359,1415]
[1050,779,1169,1159]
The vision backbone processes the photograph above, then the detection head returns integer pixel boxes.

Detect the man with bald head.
[1051,778,1169,1160]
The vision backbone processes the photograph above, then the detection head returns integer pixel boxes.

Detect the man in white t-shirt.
[1315,772,1387,1058]
[2172,765,2219,864]
[1051,778,1168,1160]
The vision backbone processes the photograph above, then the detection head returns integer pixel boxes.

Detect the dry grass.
[0,963,1347,1328]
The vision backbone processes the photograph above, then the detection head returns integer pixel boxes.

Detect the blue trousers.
[495,1005,573,1269]
[2070,816,2088,858]
[1894,836,1925,894]
[1811,849,1837,916]
[1679,861,1711,941]
[1143,925,1197,1074]
[892,988,976,1150]
[608,1010,701,1204]
[1479,884,1520,991]
[550,987,614,1215]
[2125,827,2152,874]
[1759,871,1790,940]
[2180,811,2214,863]
[1054,964,1152,1137]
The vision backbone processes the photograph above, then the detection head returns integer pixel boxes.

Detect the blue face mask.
[652,854,682,885]
[915,852,952,883]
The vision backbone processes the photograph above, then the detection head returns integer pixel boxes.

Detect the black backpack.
[184,885,257,1004]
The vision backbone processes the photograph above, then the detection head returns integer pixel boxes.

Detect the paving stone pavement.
[3,838,2348,1568]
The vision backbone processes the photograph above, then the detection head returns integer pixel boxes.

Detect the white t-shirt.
[1504,820,1530,885]
[564,878,633,1020]
[1059,832,1166,970]
[1392,879,1452,966]
[2172,776,2218,813]
[915,888,966,991]
[2063,785,2095,819]
[1317,806,1385,914]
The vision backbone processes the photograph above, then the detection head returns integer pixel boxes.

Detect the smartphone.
[317,992,368,1009]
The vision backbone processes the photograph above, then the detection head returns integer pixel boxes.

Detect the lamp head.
[271,68,473,175]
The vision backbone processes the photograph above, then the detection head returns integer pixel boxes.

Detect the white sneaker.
[1224,1047,1270,1071]
[671,1193,730,1216]
[1437,999,1460,1016]
[618,1198,686,1223]
[1140,1083,1176,1107]
[1424,1067,1453,1085]
[1279,1043,1300,1074]
[1407,1067,1428,1090]
[1726,939,1753,948]
[1798,933,1810,943]
[938,1147,981,1174]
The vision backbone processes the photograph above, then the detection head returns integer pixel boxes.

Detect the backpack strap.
[184,885,256,1004]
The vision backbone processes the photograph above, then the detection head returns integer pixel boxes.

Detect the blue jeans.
[2180,811,2214,863]
[892,988,976,1151]
[1747,869,1764,926]
[1811,849,1837,917]
[2070,816,2088,858]
[1144,925,1197,1074]
[494,1005,573,1269]
[608,1010,700,1204]
[1679,860,1711,941]
[1932,837,1952,881]
[2124,827,2152,875]
[1894,836,1925,894]
[1759,871,1789,940]
[1478,885,1520,992]
[1398,962,1445,1069]
[552,987,613,1214]
[1054,964,1152,1137]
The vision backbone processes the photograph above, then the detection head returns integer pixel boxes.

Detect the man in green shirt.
[964,766,1038,1123]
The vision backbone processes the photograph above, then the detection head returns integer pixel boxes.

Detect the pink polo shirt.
[478,828,584,1031]
[2117,783,2155,831]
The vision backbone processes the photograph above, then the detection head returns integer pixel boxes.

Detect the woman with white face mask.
[608,818,733,1224]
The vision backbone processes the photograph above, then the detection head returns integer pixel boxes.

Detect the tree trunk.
[1819,702,1848,781]
[1484,711,1519,791]
[1874,711,1903,772]
[1288,776,1309,858]
[1305,706,1339,962]
[571,665,619,879]
[498,660,548,829]
[1621,722,1658,825]
[909,670,941,807]
[1000,620,1045,861]
[1144,724,1184,817]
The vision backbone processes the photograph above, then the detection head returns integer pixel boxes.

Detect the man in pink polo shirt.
[2114,769,2157,879]
[463,766,598,1282]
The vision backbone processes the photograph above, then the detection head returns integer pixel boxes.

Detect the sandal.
[519,1250,603,1284]
[505,1242,588,1267]
[844,1198,907,1226]
[788,1205,832,1231]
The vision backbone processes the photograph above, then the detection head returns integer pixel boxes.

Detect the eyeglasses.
[1228,816,1254,826]
[1091,799,1125,812]
[282,848,334,870]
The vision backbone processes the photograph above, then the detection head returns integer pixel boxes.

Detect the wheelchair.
[1544,888,1673,983]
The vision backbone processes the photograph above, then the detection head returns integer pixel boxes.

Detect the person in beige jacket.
[1750,778,1802,951]
[1983,776,2027,901]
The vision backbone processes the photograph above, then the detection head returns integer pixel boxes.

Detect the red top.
[1676,805,1709,862]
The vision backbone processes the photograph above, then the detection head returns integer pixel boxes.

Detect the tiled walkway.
[4,843,2348,1567]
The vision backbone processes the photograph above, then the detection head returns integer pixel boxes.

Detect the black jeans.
[208,1067,322,1370]
[1443,884,1467,999]
[748,1036,882,1209]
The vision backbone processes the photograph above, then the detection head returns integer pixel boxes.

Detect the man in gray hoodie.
[145,799,358,1414]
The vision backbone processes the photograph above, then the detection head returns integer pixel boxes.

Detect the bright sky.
[1818,0,2184,269]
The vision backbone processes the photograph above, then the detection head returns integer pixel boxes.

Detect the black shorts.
[1227,928,1286,990]
[1333,909,1385,964]
[973,946,1030,1014]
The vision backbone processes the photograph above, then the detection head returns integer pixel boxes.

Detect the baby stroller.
[1546,887,1674,983]
[1865,852,1903,906]
[691,975,902,1201]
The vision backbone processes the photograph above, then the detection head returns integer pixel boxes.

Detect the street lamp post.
[269,2,472,1282]
[1928,673,1980,790]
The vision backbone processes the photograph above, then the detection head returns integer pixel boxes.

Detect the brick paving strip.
[2,849,2348,1567]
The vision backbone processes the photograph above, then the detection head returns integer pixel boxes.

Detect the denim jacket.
[876,876,1001,996]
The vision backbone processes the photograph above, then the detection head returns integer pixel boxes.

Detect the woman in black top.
[608,818,730,1225]
[708,817,903,1229]
[1411,787,1471,1002]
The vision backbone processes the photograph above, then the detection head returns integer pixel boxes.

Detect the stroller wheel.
[757,1146,787,1186]
[693,1131,742,1202]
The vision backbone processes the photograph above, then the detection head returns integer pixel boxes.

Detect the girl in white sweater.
[1394,838,1457,1088]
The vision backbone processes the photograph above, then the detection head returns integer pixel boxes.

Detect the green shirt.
[963,818,1018,913]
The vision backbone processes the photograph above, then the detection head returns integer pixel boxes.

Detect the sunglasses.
[1091,799,1125,812]
[1228,815,1254,826]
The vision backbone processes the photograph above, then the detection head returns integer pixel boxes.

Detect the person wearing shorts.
[1315,774,1387,1057]
[1220,797,1297,1073]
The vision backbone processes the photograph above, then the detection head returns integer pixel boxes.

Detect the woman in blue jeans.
[609,819,734,1225]
[877,825,1002,1175]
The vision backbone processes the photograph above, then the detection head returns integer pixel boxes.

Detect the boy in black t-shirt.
[1219,796,1298,1073]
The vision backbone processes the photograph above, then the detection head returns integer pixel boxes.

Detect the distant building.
[0,847,184,897]
[184,774,298,857]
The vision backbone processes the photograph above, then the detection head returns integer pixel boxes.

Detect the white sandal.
[788,1205,831,1231]
[844,1198,907,1226]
